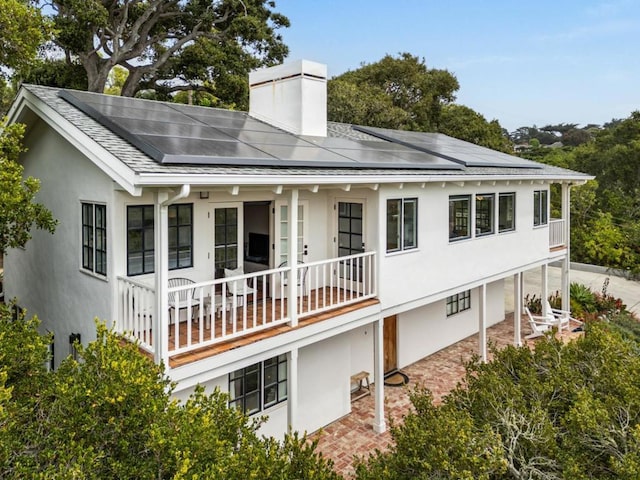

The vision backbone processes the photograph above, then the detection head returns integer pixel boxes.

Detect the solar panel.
[58,90,465,170]
[354,126,543,169]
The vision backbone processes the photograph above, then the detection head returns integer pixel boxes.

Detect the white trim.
[11,89,140,195]
[136,172,594,188]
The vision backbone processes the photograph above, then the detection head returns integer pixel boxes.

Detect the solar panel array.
[59,90,538,170]
[353,126,543,169]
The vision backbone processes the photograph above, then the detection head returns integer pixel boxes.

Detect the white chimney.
[249,59,327,137]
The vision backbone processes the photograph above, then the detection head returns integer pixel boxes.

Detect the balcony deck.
[118,251,378,367]
[168,292,379,368]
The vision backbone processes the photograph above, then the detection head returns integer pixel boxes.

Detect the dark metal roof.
[19,84,591,181]
[59,89,463,170]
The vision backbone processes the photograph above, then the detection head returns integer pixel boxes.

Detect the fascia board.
[12,89,141,196]
[135,172,594,188]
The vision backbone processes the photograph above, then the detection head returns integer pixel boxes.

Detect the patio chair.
[168,277,200,324]
[545,300,583,332]
[224,267,256,307]
[524,306,556,339]
[278,260,309,295]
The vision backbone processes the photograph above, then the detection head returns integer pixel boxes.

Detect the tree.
[355,324,640,479]
[1,316,341,479]
[327,78,410,129]
[438,104,512,153]
[41,0,290,99]
[0,122,57,255]
[328,53,459,132]
[0,0,47,75]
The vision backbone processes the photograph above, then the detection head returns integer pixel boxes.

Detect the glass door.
[274,200,308,267]
[337,201,365,283]
[213,204,242,278]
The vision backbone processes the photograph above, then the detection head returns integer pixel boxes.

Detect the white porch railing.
[118,276,156,354]
[116,251,377,361]
[549,218,565,248]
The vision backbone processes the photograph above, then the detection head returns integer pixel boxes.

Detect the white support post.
[287,347,299,431]
[288,188,299,327]
[479,284,487,362]
[154,190,170,367]
[373,318,386,433]
[541,263,549,315]
[514,272,522,346]
[561,257,570,312]
[562,183,571,312]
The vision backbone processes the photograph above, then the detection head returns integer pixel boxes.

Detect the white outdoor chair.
[278,260,309,295]
[524,306,556,339]
[224,267,256,307]
[545,300,583,332]
[168,277,200,324]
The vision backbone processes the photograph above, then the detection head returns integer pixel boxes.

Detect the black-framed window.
[386,198,418,252]
[127,204,193,276]
[214,207,238,278]
[82,202,107,276]
[499,192,516,232]
[446,290,471,316]
[449,195,471,241]
[168,204,193,270]
[229,354,288,415]
[533,190,548,226]
[127,205,155,276]
[475,194,495,236]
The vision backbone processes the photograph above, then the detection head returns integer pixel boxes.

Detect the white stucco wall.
[298,334,351,434]
[397,280,505,368]
[377,183,550,310]
[5,120,114,366]
[349,324,375,383]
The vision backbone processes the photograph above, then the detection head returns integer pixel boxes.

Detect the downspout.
[161,184,191,206]
[155,184,190,366]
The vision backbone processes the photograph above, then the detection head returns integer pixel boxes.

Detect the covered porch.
[116,251,377,366]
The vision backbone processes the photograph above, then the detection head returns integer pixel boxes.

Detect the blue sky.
[275,0,640,132]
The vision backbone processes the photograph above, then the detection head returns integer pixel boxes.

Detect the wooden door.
[383,315,397,374]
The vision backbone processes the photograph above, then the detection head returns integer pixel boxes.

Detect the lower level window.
[229,354,288,414]
[446,290,471,316]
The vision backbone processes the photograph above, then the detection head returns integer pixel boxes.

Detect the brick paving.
[312,313,582,478]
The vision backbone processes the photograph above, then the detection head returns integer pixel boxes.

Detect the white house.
[3,60,591,438]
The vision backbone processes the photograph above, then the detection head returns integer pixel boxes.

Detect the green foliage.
[43,0,289,99]
[0,0,48,75]
[0,121,57,254]
[0,315,340,479]
[327,78,410,129]
[328,53,459,132]
[438,104,512,153]
[355,387,506,480]
[21,58,88,91]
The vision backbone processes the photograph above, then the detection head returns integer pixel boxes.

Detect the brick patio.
[311,313,582,477]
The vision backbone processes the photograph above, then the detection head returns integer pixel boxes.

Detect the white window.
[228,355,288,415]
[499,193,516,232]
[533,190,548,226]
[475,194,495,236]
[449,195,471,241]
[82,202,107,276]
[387,198,418,252]
[446,290,471,316]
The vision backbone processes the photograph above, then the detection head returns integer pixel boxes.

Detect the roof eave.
[8,87,142,196]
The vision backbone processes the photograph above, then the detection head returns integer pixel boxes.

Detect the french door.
[213,203,243,278]
[274,200,308,267]
[337,200,365,284]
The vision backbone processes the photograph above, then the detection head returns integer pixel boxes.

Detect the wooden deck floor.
[151,288,378,368]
